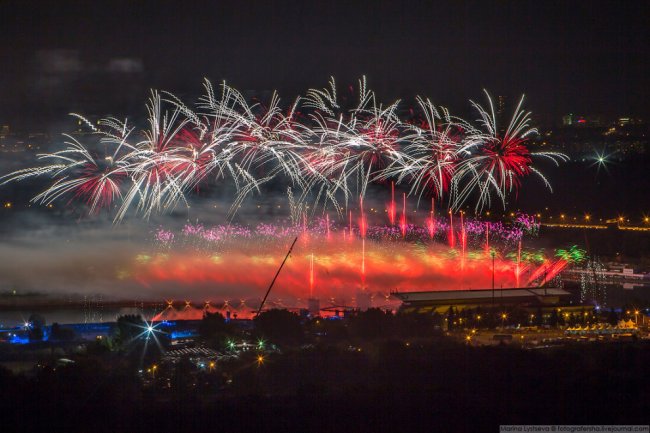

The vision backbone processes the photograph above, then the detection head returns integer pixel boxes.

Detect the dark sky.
[1,0,648,127]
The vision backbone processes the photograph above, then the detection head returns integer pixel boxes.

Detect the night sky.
[1,0,649,127]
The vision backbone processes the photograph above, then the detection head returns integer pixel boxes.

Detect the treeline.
[2,309,649,432]
[1,338,649,432]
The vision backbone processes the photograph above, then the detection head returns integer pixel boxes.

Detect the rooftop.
[393,287,570,305]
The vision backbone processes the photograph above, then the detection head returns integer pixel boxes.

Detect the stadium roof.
[393,287,570,307]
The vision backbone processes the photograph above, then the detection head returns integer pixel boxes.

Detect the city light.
[590,150,614,174]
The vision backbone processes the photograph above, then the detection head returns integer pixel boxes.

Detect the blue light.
[9,334,29,345]
[169,330,196,339]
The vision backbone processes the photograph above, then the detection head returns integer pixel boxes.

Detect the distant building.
[307,298,321,316]
[617,117,644,126]
[392,287,573,314]
[356,291,372,311]
[562,114,574,126]
[561,114,602,127]
[497,95,507,116]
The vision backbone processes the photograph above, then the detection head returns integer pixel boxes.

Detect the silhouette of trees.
[549,309,559,327]
[254,309,303,345]
[199,311,240,347]
[114,314,146,347]
[2,310,650,431]
[50,323,75,342]
[607,308,619,325]
[27,313,46,341]
[348,308,393,339]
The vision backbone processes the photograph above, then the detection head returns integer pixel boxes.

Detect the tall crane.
[255,236,298,316]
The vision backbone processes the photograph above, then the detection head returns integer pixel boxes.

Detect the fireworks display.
[110,212,581,310]
[1,77,567,221]
[1,78,577,306]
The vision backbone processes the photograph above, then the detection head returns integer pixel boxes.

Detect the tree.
[348,308,393,340]
[199,311,238,348]
[568,313,577,327]
[114,314,146,347]
[318,317,349,342]
[254,309,303,346]
[172,355,196,401]
[534,307,544,326]
[446,306,456,330]
[50,323,75,342]
[199,311,227,338]
[393,312,435,338]
[548,309,559,327]
[28,314,46,342]
[607,308,619,325]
